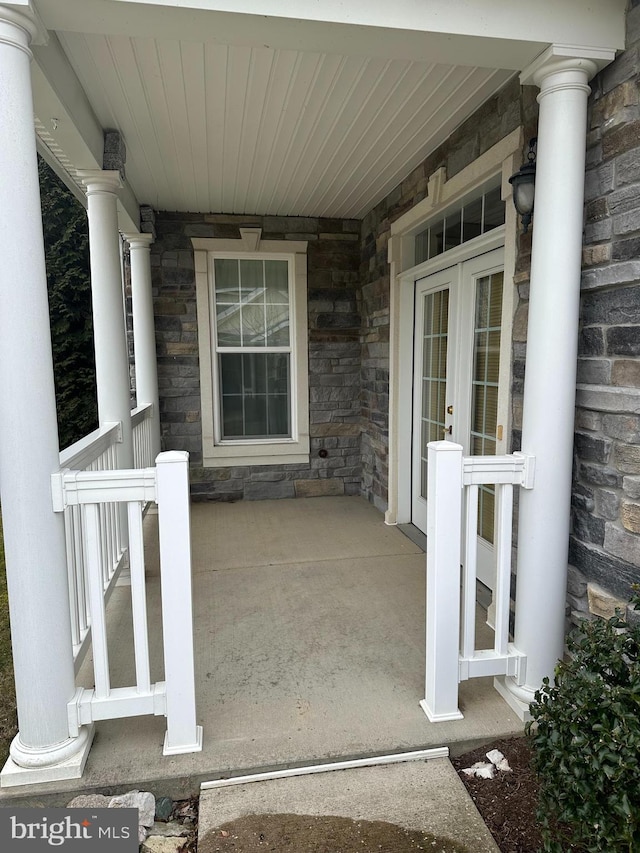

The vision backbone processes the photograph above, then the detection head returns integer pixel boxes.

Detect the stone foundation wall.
[151,212,362,500]
[568,5,640,621]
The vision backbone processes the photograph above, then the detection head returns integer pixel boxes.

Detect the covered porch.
[1,495,521,800]
[0,0,627,791]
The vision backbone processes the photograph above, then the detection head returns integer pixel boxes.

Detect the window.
[414,184,505,265]
[193,232,309,467]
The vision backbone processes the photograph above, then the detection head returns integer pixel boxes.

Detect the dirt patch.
[451,737,540,853]
[198,813,469,853]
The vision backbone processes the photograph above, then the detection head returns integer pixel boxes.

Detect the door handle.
[442,425,452,435]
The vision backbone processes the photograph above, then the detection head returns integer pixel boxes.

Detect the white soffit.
[31,0,626,219]
[54,32,514,218]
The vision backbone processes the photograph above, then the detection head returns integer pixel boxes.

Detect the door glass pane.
[470,271,503,543]
[420,288,449,498]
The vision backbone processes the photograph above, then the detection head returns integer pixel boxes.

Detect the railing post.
[420,441,464,722]
[155,451,203,755]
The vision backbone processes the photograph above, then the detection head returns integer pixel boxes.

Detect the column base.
[163,724,203,756]
[419,699,464,723]
[0,725,94,788]
[493,677,533,722]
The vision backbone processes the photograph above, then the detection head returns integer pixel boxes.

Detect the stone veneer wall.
[359,77,535,512]
[566,4,640,626]
[151,212,362,500]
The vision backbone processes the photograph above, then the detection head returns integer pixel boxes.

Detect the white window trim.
[193,234,310,467]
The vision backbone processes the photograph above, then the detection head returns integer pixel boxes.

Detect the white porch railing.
[59,422,125,666]
[59,404,155,667]
[131,403,154,469]
[52,450,202,756]
[420,441,535,723]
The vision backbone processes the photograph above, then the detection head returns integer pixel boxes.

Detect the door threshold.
[398,523,426,552]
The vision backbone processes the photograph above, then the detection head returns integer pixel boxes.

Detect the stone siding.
[359,77,534,511]
[569,6,640,623]
[151,212,362,500]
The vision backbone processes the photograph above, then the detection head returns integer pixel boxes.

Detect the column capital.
[77,170,122,197]
[123,231,154,250]
[0,3,47,48]
[520,44,616,91]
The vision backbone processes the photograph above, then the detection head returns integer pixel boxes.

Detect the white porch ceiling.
[29,0,626,220]
[55,33,514,219]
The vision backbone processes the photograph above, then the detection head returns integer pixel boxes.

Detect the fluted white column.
[0,6,92,784]
[125,232,161,459]
[78,171,134,469]
[502,49,609,715]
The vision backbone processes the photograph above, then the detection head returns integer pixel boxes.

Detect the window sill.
[203,437,310,468]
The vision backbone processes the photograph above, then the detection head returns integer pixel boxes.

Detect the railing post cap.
[428,440,463,452]
[156,450,190,464]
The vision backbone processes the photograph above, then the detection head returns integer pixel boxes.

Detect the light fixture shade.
[509,143,536,233]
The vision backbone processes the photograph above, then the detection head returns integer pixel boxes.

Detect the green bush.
[526,597,640,852]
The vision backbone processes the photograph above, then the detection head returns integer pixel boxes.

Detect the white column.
[503,49,605,713]
[0,7,92,784]
[125,232,161,459]
[78,171,134,469]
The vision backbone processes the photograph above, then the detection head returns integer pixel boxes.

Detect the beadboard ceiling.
[55,31,512,218]
[31,0,625,220]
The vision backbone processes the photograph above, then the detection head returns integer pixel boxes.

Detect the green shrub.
[526,597,640,852]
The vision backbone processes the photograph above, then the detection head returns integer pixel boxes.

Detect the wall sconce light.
[509,137,537,233]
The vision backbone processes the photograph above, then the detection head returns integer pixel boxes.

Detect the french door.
[411,248,504,591]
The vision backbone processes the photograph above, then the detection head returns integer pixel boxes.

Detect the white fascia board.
[106,0,626,52]
[31,35,140,231]
[34,0,624,69]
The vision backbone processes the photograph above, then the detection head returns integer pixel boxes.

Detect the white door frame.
[385,129,522,528]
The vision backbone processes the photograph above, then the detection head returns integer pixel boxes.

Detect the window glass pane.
[216,303,242,346]
[239,259,264,300]
[241,303,266,346]
[483,186,505,231]
[444,210,462,252]
[268,395,289,434]
[266,303,290,346]
[430,220,444,258]
[242,353,267,394]
[214,258,239,303]
[244,394,267,436]
[220,353,242,394]
[219,353,290,439]
[264,261,289,304]
[222,395,243,438]
[462,198,482,242]
[267,353,289,395]
[415,229,429,265]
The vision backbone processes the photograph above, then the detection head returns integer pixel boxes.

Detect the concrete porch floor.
[2,496,523,802]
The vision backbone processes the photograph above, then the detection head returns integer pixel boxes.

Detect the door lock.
[447,405,454,415]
